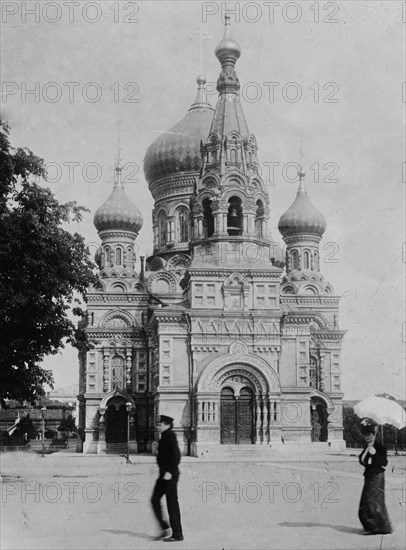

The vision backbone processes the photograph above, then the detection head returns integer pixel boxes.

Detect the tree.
[58,414,76,437]
[13,414,38,443]
[343,407,364,448]
[0,121,97,404]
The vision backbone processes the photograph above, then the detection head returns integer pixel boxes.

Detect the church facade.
[78,17,346,455]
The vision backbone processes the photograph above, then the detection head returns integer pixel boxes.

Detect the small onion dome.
[94,246,102,267]
[215,14,241,66]
[94,184,143,234]
[278,173,326,238]
[143,75,213,189]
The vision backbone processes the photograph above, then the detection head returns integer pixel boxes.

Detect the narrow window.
[202,198,214,237]
[115,247,122,265]
[177,207,189,243]
[158,211,167,245]
[304,251,310,269]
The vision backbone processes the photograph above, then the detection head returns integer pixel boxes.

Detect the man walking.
[151,415,184,542]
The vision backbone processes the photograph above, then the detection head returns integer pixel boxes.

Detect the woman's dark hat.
[360,417,378,435]
[160,415,174,425]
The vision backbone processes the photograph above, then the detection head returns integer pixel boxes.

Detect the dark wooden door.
[220,388,236,443]
[220,387,253,444]
[237,387,253,444]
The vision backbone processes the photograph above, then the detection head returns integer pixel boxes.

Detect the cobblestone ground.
[1,451,405,550]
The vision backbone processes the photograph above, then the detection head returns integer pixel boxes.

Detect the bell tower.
[189,15,283,268]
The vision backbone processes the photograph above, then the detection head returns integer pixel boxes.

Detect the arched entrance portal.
[105,400,127,443]
[220,386,254,444]
[311,397,328,442]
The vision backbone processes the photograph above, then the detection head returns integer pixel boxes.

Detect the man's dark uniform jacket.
[358,442,388,477]
[157,429,181,481]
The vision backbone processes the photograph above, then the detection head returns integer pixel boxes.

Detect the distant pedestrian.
[151,415,184,542]
[358,418,392,535]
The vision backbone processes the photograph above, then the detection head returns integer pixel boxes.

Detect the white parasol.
[354,395,406,429]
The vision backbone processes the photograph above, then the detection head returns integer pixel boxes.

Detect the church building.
[78,17,346,455]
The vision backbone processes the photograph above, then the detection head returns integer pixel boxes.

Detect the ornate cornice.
[98,231,137,240]
[281,296,341,305]
[283,316,315,324]
[311,330,347,341]
[283,234,321,245]
[86,330,142,339]
[154,186,195,202]
[149,175,197,201]
[192,346,219,353]
[87,295,149,303]
[184,269,281,279]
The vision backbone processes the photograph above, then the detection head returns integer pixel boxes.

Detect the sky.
[1,0,405,400]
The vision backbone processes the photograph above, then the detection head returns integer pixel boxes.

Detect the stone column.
[126,350,132,391]
[320,353,326,391]
[197,217,204,238]
[255,396,262,444]
[168,217,175,242]
[275,401,281,423]
[246,213,254,235]
[103,351,110,393]
[242,214,248,234]
[265,396,271,444]
[97,407,106,454]
[297,249,303,270]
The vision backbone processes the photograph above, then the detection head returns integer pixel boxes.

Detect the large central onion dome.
[278,172,326,238]
[94,165,143,234]
[143,75,213,193]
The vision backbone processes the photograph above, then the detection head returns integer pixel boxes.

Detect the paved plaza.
[1,451,405,550]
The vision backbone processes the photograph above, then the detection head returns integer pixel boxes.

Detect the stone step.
[196,442,333,460]
[105,443,128,454]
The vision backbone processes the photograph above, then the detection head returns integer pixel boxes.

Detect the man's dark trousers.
[151,477,183,538]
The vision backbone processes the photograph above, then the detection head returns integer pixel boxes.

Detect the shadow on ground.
[279,522,362,535]
[102,529,152,541]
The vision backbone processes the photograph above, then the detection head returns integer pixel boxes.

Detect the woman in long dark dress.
[358,418,392,535]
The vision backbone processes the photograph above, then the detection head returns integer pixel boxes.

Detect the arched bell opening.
[227,196,243,236]
[202,198,214,237]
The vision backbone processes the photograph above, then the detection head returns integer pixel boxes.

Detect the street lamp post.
[126,402,132,464]
[41,407,46,457]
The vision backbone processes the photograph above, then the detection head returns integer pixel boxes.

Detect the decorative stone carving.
[147,270,178,294]
[197,341,281,394]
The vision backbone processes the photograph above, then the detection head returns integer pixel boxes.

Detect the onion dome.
[215,14,241,67]
[143,75,213,189]
[278,171,326,238]
[94,161,143,234]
